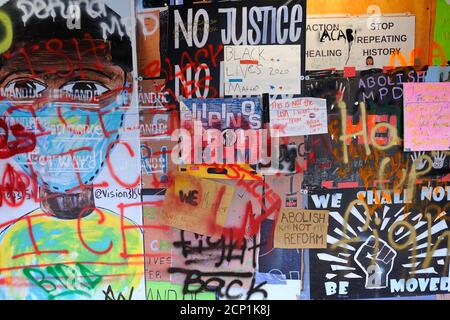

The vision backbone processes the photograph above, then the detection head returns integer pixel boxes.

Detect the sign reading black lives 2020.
[308,187,450,300]
[306,15,415,70]
[168,0,307,100]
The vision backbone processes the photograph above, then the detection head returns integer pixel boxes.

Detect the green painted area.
[146,281,216,300]
[0,208,144,300]
[433,0,450,65]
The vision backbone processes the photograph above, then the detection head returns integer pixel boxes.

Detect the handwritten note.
[161,173,234,237]
[270,98,328,137]
[403,83,450,151]
[274,209,329,249]
[224,45,301,95]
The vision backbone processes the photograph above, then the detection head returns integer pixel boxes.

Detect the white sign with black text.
[306,15,416,70]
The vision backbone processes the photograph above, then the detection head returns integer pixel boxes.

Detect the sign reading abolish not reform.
[306,15,415,71]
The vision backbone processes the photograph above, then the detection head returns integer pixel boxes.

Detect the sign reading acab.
[306,15,416,70]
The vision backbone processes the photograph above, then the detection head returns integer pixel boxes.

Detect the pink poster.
[403,83,450,152]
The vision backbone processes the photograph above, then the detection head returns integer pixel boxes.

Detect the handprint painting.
[410,151,450,177]
[0,0,145,300]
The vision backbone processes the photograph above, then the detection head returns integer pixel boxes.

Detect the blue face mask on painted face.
[0,90,129,192]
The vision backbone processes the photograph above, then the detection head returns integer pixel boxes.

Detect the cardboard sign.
[139,110,172,139]
[219,179,262,233]
[138,79,169,108]
[142,196,171,282]
[136,8,163,78]
[161,173,234,237]
[224,45,302,95]
[306,15,415,70]
[403,83,450,152]
[141,139,178,190]
[274,209,328,249]
[270,98,328,137]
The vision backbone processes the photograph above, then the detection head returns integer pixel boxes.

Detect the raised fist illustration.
[354,236,397,289]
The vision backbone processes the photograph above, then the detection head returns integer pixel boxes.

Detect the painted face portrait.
[0,0,133,193]
[0,0,144,301]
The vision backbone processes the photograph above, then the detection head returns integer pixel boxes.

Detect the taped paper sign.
[274,209,328,249]
[403,83,450,152]
[142,196,171,282]
[270,98,328,137]
[224,45,301,95]
[161,173,234,237]
[306,15,415,70]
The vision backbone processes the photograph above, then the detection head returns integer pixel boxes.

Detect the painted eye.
[60,81,110,97]
[4,78,47,98]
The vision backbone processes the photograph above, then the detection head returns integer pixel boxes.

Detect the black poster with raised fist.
[308,187,450,299]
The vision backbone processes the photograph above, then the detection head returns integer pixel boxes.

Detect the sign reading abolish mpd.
[306,15,415,70]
